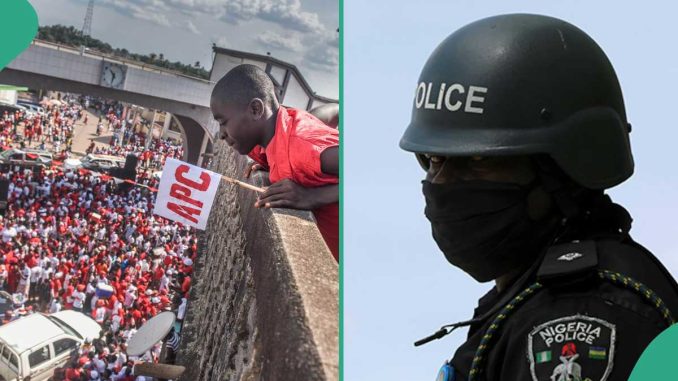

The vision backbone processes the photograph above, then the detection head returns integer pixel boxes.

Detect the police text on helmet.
[414,82,487,114]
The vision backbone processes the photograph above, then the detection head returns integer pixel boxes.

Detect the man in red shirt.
[210,64,339,260]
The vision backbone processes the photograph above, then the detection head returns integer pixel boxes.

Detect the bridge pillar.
[196,132,211,167]
[168,115,206,165]
[161,112,172,138]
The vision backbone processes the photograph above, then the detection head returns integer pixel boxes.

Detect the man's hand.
[255,179,338,210]
[255,179,315,210]
[244,162,267,179]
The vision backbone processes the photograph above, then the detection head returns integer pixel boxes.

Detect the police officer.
[400,14,678,381]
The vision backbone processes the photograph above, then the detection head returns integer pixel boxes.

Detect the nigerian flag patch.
[535,350,552,363]
[528,315,616,381]
[589,347,607,360]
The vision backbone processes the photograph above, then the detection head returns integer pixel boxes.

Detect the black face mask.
[422,179,557,282]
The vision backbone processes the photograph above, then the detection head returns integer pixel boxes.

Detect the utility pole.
[81,0,94,37]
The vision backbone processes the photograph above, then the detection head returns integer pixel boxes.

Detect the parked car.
[0,149,52,173]
[0,103,23,116]
[63,158,81,171]
[0,310,101,381]
[12,105,37,118]
[22,149,52,163]
[16,102,44,115]
[79,154,125,173]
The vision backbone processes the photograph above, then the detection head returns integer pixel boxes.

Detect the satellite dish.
[126,311,176,356]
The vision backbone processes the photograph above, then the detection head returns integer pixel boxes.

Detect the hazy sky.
[28,0,338,98]
[345,1,678,380]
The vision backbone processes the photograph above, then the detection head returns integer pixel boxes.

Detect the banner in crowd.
[153,158,221,230]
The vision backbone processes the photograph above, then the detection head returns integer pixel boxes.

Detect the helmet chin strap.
[533,156,583,222]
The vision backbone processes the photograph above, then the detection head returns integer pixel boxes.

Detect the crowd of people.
[0,95,197,380]
[2,95,185,172]
[78,98,186,172]
[92,136,184,171]
[0,165,195,379]
[1,101,81,157]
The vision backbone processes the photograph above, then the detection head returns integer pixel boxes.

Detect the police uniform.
[398,14,678,381]
[444,203,678,381]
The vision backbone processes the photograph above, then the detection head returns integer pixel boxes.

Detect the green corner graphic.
[0,0,38,71]
[629,324,678,379]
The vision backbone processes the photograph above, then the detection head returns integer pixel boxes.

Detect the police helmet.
[400,14,633,189]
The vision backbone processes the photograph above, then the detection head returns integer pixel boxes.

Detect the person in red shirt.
[64,365,81,381]
[131,307,142,324]
[6,264,18,293]
[153,264,164,283]
[210,64,339,260]
[181,275,191,295]
[50,275,62,299]
[63,284,74,309]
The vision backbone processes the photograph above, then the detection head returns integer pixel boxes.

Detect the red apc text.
[166,164,211,224]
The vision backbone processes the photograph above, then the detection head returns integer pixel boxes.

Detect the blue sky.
[344,1,678,380]
[28,0,338,98]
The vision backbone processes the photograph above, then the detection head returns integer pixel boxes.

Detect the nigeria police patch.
[527,314,615,381]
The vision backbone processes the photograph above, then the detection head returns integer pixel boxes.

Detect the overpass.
[0,40,216,164]
[0,40,338,166]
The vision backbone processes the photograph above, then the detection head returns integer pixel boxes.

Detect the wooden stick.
[220,174,265,193]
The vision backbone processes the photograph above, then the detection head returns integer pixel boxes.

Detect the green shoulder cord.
[598,270,674,324]
[467,270,675,381]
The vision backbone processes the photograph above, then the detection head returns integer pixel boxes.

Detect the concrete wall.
[178,140,338,381]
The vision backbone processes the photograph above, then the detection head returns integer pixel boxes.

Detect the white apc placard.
[153,158,221,230]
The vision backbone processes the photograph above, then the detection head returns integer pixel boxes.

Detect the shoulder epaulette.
[537,240,598,286]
